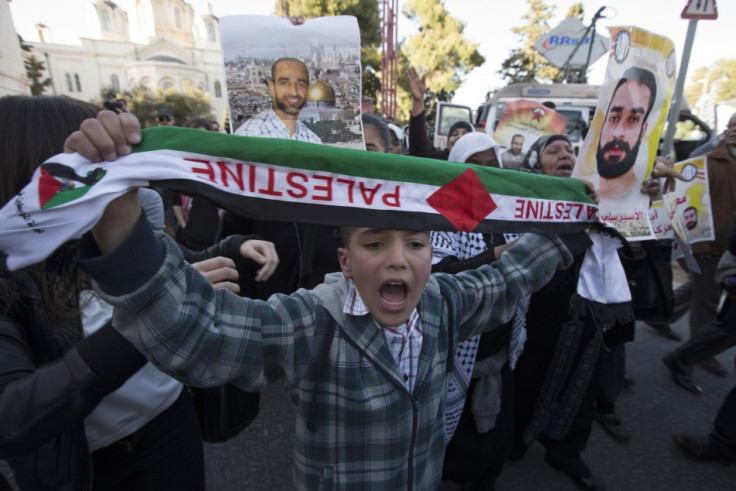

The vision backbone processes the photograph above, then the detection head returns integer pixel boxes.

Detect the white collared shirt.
[234,107,322,143]
[343,280,423,393]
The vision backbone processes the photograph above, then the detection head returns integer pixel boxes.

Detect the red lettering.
[587,205,597,220]
[337,178,356,203]
[571,203,583,219]
[216,161,245,190]
[562,203,571,220]
[258,168,282,197]
[555,202,564,219]
[312,175,333,201]
[186,158,215,183]
[526,200,540,219]
[514,199,525,218]
[359,183,381,205]
[249,165,256,193]
[286,173,308,198]
[382,186,401,207]
[542,202,554,219]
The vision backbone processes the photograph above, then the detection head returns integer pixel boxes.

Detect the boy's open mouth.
[380,281,407,307]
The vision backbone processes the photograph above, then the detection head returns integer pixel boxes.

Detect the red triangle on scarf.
[427,168,497,232]
[38,168,62,208]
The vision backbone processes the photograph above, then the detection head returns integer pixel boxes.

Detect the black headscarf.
[519,134,571,174]
[448,120,474,138]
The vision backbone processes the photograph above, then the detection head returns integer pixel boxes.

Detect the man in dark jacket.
[659,113,736,378]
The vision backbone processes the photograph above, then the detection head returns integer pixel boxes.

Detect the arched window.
[111,74,120,92]
[214,81,222,98]
[174,7,182,28]
[207,22,216,42]
[65,73,73,92]
[74,74,82,92]
[161,80,174,91]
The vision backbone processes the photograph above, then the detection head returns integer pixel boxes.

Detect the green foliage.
[566,2,584,19]
[19,36,52,96]
[100,86,213,128]
[398,0,484,119]
[684,58,736,110]
[499,0,563,84]
[276,0,381,46]
[275,0,382,108]
[274,0,483,120]
[24,55,53,96]
[674,119,701,140]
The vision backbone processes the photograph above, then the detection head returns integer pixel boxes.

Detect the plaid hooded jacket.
[86,221,571,490]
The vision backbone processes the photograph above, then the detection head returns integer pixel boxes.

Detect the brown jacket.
[691,141,736,256]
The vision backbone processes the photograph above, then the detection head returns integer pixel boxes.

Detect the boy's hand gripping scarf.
[0,127,633,324]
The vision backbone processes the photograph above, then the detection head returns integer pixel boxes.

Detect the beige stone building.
[0,0,30,95]
[6,0,227,120]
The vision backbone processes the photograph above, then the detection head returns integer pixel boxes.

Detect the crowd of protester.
[1,13,735,491]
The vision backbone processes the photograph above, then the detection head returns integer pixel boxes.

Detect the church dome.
[307,81,335,102]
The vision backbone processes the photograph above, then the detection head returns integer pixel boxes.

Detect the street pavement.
[203,314,736,491]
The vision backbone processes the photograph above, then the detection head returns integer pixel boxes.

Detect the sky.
[9,0,733,109]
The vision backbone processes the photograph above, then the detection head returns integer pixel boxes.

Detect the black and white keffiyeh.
[432,230,528,442]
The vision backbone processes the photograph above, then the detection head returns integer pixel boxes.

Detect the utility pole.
[380,0,398,120]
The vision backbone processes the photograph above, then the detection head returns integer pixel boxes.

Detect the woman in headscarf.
[433,131,521,490]
[448,131,503,168]
[513,134,608,491]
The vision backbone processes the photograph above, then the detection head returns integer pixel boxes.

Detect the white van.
[435,83,712,161]
[478,83,600,154]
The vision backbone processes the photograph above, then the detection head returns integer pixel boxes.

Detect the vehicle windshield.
[556,109,585,143]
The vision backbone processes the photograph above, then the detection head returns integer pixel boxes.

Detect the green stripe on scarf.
[134,127,593,203]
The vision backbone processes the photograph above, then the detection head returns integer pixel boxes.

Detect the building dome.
[307,81,335,103]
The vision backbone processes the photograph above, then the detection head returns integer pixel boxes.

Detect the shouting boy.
[68,111,573,490]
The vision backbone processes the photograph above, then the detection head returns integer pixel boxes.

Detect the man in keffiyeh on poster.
[574,27,677,240]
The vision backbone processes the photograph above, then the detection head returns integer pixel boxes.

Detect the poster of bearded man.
[573,26,676,240]
[666,156,715,245]
[220,15,363,149]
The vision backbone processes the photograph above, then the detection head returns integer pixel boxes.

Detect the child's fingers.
[192,257,238,288]
[240,240,279,282]
[64,128,104,162]
[98,110,133,159]
[119,112,142,145]
[79,116,118,161]
[254,259,278,282]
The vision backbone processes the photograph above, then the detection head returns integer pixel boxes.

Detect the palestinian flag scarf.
[0,127,632,324]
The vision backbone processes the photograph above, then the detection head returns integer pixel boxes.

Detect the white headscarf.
[387,123,405,141]
[448,131,503,168]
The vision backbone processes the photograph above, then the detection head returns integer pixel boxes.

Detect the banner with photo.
[661,192,692,262]
[648,200,674,240]
[666,156,715,245]
[493,99,568,155]
[220,15,363,148]
[573,26,677,240]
